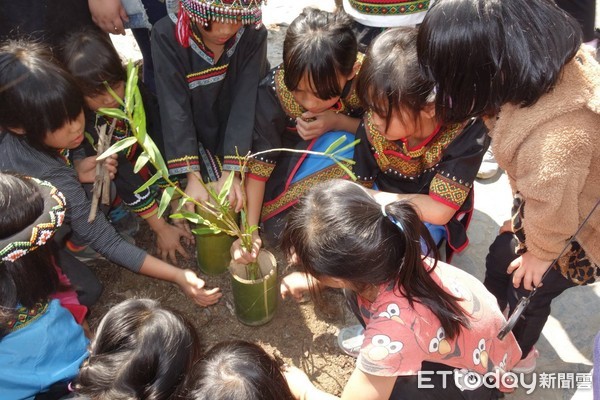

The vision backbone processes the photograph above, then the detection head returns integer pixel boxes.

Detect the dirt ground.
[88,221,357,396]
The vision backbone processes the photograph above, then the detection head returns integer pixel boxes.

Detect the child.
[151,0,268,219]
[417,0,600,372]
[74,298,201,399]
[0,173,88,399]
[280,180,522,400]
[232,8,363,262]
[0,40,221,307]
[185,340,295,400]
[61,27,192,264]
[352,27,488,261]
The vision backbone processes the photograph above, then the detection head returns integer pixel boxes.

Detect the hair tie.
[380,203,404,233]
[0,178,66,262]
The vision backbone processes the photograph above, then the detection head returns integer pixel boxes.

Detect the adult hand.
[175,269,222,306]
[88,0,129,35]
[230,231,262,264]
[155,222,193,264]
[295,110,338,140]
[499,219,513,234]
[507,252,552,291]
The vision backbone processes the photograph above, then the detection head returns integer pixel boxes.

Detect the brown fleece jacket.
[488,48,600,266]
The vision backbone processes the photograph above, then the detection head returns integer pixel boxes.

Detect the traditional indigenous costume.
[248,58,365,242]
[0,178,89,399]
[152,0,268,181]
[342,0,434,51]
[353,114,489,260]
[83,85,162,221]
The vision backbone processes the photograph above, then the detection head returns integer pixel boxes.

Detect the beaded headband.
[175,0,265,47]
[0,178,66,262]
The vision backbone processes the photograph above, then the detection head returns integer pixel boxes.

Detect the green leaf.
[84,131,96,150]
[331,156,356,165]
[246,224,259,235]
[323,135,347,154]
[132,87,146,143]
[125,64,139,112]
[218,171,235,203]
[133,152,150,173]
[157,186,175,218]
[97,136,138,160]
[334,160,357,181]
[192,227,221,235]
[104,82,125,108]
[332,138,361,157]
[169,210,207,225]
[135,171,162,194]
[97,107,127,120]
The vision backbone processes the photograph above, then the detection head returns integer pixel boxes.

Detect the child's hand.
[499,219,513,234]
[283,366,315,400]
[88,0,128,35]
[507,251,552,291]
[280,272,312,301]
[74,154,118,183]
[214,171,243,212]
[230,231,262,264]
[155,221,193,264]
[183,173,210,213]
[296,110,338,140]
[175,269,222,307]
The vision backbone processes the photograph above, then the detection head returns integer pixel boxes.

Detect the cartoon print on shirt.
[472,338,492,372]
[367,333,403,362]
[447,278,481,316]
[428,327,451,355]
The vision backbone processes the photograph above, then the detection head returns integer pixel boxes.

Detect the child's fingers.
[176,243,190,260]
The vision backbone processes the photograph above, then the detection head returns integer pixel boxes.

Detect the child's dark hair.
[0,173,59,338]
[281,179,469,339]
[283,7,357,100]
[358,28,436,130]
[0,40,84,150]
[75,298,202,400]
[185,340,294,400]
[61,28,126,96]
[417,0,582,124]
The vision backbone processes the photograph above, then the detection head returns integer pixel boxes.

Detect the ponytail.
[382,202,469,339]
[283,180,469,340]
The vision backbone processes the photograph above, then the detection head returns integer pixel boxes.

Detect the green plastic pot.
[229,249,278,326]
[194,206,237,276]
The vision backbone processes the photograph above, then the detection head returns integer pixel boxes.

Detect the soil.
[88,221,357,396]
[88,24,356,396]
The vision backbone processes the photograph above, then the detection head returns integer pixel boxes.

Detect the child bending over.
[281,180,521,400]
[353,27,489,261]
[0,40,221,307]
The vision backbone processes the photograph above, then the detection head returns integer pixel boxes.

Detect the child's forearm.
[369,189,456,225]
[335,114,361,135]
[139,254,183,283]
[145,213,168,233]
[246,178,266,228]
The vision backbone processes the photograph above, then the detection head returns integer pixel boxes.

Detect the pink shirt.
[356,260,522,377]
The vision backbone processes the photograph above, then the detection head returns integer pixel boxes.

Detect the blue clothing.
[0,299,88,399]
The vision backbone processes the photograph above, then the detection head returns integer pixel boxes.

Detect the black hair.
[357,27,436,131]
[281,180,469,339]
[75,298,202,400]
[0,172,59,338]
[185,340,294,400]
[0,40,84,151]
[61,27,126,96]
[417,0,582,124]
[283,7,357,100]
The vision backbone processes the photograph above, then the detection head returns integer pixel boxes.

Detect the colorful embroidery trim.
[0,178,66,262]
[347,0,430,16]
[180,0,265,26]
[5,302,49,332]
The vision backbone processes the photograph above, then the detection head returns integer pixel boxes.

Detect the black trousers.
[483,233,578,358]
